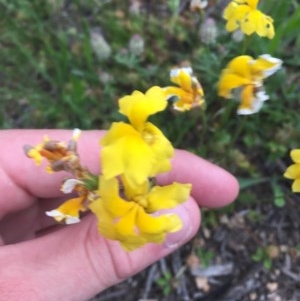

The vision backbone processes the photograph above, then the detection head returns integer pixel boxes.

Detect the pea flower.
[164,67,205,112]
[89,176,191,251]
[46,195,87,224]
[190,0,208,12]
[218,54,282,115]
[101,86,174,187]
[223,0,275,39]
[284,150,300,192]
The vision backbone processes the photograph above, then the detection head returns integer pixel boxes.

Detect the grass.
[1,0,300,292]
[1,0,300,211]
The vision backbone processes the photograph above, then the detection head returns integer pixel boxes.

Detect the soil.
[90,195,300,301]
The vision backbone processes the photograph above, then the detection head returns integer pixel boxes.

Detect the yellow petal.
[46,196,86,224]
[291,150,300,163]
[142,122,174,176]
[218,56,254,98]
[122,176,149,201]
[292,179,300,193]
[240,9,274,38]
[119,86,167,131]
[119,236,147,251]
[56,196,86,216]
[224,4,251,31]
[27,147,43,165]
[114,205,139,237]
[251,54,282,79]
[136,207,182,235]
[147,182,192,212]
[101,122,155,186]
[247,0,259,9]
[237,90,268,115]
[99,176,134,216]
[239,84,255,109]
[164,86,191,101]
[218,73,251,98]
[170,68,193,92]
[227,55,253,78]
[284,164,300,179]
[256,15,274,39]
[90,199,118,239]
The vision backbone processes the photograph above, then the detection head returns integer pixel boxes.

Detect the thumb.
[0,198,200,301]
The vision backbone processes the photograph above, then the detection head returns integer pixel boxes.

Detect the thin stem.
[199,107,207,145]
[229,115,248,150]
[241,35,252,54]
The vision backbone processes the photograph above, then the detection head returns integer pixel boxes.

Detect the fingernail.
[163,201,194,249]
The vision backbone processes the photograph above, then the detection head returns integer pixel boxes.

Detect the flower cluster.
[223,0,275,39]
[164,67,205,112]
[25,87,193,251]
[218,54,282,115]
[221,2,298,195]
[217,0,283,115]
[94,86,192,250]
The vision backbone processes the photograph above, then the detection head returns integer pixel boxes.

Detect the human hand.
[0,130,239,301]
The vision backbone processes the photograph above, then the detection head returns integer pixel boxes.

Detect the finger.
[0,197,71,245]
[158,149,239,208]
[0,130,104,216]
[0,130,238,215]
[0,147,238,300]
[0,197,200,301]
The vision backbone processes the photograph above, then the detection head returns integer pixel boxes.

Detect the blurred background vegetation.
[1,0,300,225]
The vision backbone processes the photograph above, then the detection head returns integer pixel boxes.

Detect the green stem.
[199,107,207,145]
[241,35,252,54]
[228,115,247,150]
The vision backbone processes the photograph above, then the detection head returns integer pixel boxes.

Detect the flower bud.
[199,18,218,45]
[128,34,145,56]
[90,28,111,61]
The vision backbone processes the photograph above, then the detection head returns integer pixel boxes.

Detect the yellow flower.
[284,150,300,192]
[164,67,205,112]
[119,86,167,131]
[89,176,191,251]
[218,54,282,115]
[224,0,275,39]
[101,86,174,186]
[101,122,173,187]
[46,196,87,224]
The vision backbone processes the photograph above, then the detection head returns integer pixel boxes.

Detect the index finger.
[0,130,238,216]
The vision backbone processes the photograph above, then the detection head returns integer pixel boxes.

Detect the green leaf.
[238,177,269,190]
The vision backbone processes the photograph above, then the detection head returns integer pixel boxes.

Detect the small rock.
[195,277,210,292]
[249,292,257,300]
[266,282,278,292]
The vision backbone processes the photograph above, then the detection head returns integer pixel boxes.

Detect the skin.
[0,130,239,301]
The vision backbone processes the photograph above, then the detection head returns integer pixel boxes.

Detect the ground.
[90,194,300,301]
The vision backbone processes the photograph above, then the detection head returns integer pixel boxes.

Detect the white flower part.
[45,210,81,224]
[258,54,283,78]
[72,128,81,141]
[170,67,193,79]
[173,103,185,112]
[237,90,269,115]
[190,0,208,10]
[61,179,84,194]
[255,90,269,102]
